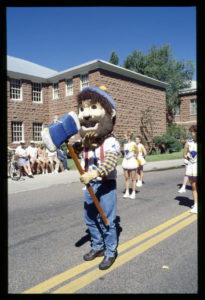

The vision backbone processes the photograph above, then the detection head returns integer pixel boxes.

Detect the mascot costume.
[41,86,120,270]
[76,86,120,270]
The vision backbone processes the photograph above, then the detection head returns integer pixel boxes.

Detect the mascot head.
[77,86,116,139]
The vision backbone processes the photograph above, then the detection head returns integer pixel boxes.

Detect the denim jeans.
[84,180,117,257]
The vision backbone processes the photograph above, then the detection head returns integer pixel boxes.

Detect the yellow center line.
[53,214,197,294]
[22,210,194,294]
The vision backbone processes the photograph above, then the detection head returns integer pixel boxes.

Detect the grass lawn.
[67,150,183,170]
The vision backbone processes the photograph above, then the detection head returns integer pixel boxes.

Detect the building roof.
[178,80,197,95]
[7,55,169,88]
[7,56,58,81]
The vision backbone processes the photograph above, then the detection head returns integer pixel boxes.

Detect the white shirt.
[15,145,28,157]
[27,146,38,158]
[46,148,57,157]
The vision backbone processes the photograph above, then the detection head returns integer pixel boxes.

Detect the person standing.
[183,125,197,213]
[135,136,147,187]
[122,131,138,199]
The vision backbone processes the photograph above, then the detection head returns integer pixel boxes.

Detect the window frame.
[33,122,43,142]
[65,78,73,96]
[190,98,197,115]
[10,79,22,101]
[32,82,42,103]
[80,74,89,90]
[11,121,24,143]
[53,82,59,99]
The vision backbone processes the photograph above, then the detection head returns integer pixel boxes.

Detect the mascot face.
[78,99,115,139]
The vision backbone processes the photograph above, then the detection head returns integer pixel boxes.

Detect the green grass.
[67,150,183,170]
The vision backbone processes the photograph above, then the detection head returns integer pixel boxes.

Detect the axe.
[41,112,109,226]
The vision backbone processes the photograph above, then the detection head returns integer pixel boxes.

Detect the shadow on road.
[75,215,122,247]
[174,196,194,208]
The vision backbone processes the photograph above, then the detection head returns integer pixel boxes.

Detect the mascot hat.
[78,86,116,111]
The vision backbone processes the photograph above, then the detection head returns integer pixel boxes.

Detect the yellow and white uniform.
[136,143,146,166]
[122,141,138,170]
[186,137,197,178]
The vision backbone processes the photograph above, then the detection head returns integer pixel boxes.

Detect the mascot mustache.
[79,114,114,138]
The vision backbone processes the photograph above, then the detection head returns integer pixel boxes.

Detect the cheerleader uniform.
[186,137,197,178]
[136,143,146,167]
[122,141,138,170]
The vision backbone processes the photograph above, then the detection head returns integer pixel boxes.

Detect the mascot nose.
[84,116,91,121]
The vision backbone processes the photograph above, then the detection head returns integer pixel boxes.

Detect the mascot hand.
[80,170,98,185]
[82,132,98,148]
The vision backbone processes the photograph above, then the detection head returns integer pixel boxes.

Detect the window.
[173,104,180,116]
[80,74,89,90]
[33,123,43,141]
[53,83,59,99]
[190,99,197,115]
[10,79,22,100]
[65,79,73,96]
[11,121,23,142]
[32,83,42,102]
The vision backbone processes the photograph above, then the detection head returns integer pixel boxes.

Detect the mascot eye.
[91,105,97,109]
[80,107,84,112]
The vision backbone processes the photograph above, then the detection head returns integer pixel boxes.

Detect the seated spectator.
[15,140,33,178]
[57,146,69,172]
[46,148,60,174]
[27,140,41,174]
[37,143,49,174]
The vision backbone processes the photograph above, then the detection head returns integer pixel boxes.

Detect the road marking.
[53,214,197,294]
[22,211,195,294]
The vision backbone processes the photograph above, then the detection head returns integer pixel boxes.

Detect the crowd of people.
[121,125,197,214]
[13,140,69,178]
[122,131,147,200]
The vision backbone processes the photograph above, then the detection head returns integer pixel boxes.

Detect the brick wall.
[96,69,167,141]
[7,69,167,149]
[173,92,197,131]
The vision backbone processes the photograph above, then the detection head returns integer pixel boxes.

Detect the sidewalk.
[8,159,184,195]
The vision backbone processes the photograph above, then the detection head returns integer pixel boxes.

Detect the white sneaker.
[190,203,197,214]
[123,191,130,198]
[136,181,142,187]
[178,186,186,193]
[129,192,136,199]
[54,170,58,174]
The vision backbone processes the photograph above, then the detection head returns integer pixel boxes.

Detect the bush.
[166,123,189,141]
[152,134,183,153]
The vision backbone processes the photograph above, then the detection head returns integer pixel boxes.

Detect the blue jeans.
[84,180,117,257]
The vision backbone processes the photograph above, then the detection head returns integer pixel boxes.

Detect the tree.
[109,51,119,65]
[122,44,195,122]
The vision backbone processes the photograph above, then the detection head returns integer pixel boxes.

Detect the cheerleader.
[135,136,147,187]
[183,125,197,213]
[122,131,139,199]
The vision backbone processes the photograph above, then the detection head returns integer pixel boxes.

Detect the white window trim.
[190,98,197,115]
[53,83,59,99]
[80,74,89,91]
[65,79,73,96]
[33,122,43,142]
[32,82,42,103]
[11,121,24,144]
[10,79,22,101]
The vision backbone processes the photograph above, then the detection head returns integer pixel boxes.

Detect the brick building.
[173,81,197,130]
[7,56,169,149]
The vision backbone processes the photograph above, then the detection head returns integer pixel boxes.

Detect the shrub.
[152,134,183,153]
[166,123,189,141]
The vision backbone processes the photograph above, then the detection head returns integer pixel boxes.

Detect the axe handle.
[67,144,109,226]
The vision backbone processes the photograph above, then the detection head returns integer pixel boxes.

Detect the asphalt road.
[8,168,198,294]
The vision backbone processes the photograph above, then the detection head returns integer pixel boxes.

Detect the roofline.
[48,59,169,88]
[7,71,48,83]
[178,88,197,95]
[7,57,169,88]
